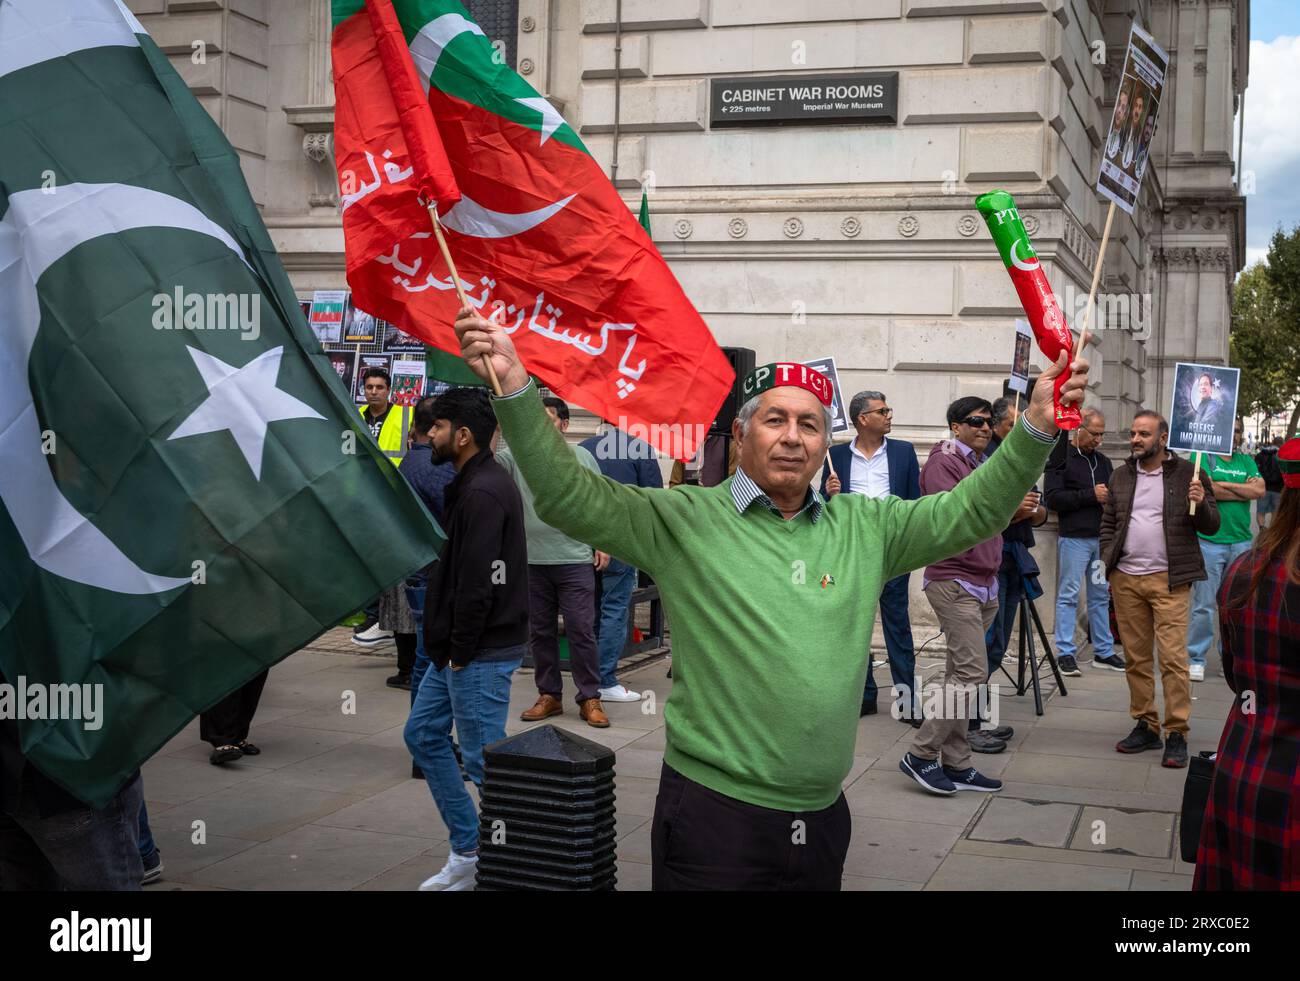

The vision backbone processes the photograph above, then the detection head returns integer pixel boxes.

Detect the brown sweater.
[1100,453,1221,590]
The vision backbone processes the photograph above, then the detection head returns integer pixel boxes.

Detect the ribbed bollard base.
[476,725,618,891]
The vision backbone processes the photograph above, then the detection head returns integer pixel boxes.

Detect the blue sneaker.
[899,753,957,795]
[942,766,1003,792]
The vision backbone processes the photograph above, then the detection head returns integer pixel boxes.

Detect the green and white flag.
[0,0,444,807]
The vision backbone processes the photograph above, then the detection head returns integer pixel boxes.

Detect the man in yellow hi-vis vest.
[358,366,411,467]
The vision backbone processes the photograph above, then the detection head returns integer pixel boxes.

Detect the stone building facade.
[125,0,1248,632]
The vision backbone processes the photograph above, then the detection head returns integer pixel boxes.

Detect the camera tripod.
[995,578,1068,715]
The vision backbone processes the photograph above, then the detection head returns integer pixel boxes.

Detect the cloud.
[1242,36,1300,255]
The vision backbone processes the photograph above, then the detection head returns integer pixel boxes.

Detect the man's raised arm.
[880,340,1091,581]
[453,307,668,573]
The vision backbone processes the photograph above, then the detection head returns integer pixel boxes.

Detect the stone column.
[1173,0,1198,156]
[1204,0,1233,158]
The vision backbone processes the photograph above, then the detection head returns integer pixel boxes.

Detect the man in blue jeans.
[1187,420,1264,682]
[581,425,663,701]
[404,388,529,892]
[1044,408,1122,675]
[820,389,921,721]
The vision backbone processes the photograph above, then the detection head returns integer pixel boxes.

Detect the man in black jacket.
[404,387,528,891]
[1043,408,1122,675]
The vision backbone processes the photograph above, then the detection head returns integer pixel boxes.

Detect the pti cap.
[741,362,834,408]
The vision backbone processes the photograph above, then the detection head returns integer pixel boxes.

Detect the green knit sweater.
[493,383,1054,811]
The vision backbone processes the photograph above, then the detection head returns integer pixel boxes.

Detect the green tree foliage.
[1230,227,1300,438]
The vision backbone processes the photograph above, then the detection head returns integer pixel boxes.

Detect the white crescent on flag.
[408,12,575,238]
[0,183,254,595]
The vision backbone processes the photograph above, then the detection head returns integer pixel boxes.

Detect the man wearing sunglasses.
[900,397,1009,794]
[821,391,922,724]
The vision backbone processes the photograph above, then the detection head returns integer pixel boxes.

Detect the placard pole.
[1190,450,1202,516]
[1073,200,1117,362]
[427,202,503,397]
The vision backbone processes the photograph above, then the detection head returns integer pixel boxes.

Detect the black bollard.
[475,724,617,891]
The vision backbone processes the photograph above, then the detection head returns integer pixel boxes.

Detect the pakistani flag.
[0,0,444,807]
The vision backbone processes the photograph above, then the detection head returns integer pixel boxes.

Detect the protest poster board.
[308,289,347,345]
[1009,319,1033,395]
[325,352,355,397]
[801,356,850,435]
[343,302,380,344]
[1098,24,1169,215]
[1168,362,1241,458]
[382,320,425,353]
[391,358,426,406]
[353,354,393,404]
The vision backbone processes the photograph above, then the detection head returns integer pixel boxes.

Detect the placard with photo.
[1098,24,1168,215]
[1168,362,1241,458]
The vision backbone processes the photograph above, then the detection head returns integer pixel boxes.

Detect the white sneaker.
[599,684,642,702]
[352,623,395,649]
[418,851,478,891]
[1189,664,1205,683]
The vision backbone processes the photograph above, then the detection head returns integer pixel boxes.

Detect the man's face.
[951,408,993,452]
[856,398,892,439]
[1113,90,1130,127]
[544,407,569,433]
[733,388,828,498]
[364,376,389,412]
[428,418,460,464]
[1130,416,1166,462]
[1233,423,1244,452]
[1130,95,1144,128]
[1077,414,1106,453]
[993,412,1015,440]
[1199,375,1213,400]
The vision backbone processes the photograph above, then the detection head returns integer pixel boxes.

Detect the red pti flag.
[330,0,733,459]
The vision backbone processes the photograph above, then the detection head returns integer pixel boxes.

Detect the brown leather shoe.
[521,694,563,722]
[580,698,610,728]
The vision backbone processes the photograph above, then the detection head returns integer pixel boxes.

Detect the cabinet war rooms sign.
[711,73,898,127]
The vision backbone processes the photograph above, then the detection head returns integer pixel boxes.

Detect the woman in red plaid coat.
[1195,437,1300,890]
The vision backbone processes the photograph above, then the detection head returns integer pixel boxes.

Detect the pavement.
[139,628,1231,891]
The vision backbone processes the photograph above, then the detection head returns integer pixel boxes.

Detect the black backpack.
[1256,449,1283,492]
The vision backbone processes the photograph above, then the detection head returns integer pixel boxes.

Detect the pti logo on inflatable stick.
[975,190,1081,431]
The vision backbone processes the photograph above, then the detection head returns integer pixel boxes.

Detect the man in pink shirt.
[1100,411,1219,768]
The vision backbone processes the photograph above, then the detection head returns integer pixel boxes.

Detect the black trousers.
[199,671,269,747]
[650,763,851,891]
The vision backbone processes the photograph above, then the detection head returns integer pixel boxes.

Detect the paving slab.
[1069,806,1177,859]
[928,852,1133,890]
[967,797,1080,848]
[188,823,432,890]
[271,741,411,797]
[1131,870,1195,891]
[841,818,963,882]
[312,776,452,841]
[841,874,924,891]
[843,770,986,828]
[954,838,1174,874]
[147,778,364,842]
[1002,752,1151,791]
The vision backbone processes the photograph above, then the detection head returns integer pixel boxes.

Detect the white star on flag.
[168,346,324,480]
[514,96,565,145]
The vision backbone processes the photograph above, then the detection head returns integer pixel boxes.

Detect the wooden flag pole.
[426,202,504,397]
[1073,200,1117,361]
[1190,450,1202,515]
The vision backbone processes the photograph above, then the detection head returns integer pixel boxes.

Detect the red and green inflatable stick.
[975,190,1081,431]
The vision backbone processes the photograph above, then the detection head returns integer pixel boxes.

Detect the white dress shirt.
[849,437,891,499]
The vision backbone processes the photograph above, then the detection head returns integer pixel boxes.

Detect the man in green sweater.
[453,306,1091,890]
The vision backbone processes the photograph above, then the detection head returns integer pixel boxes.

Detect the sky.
[1239,0,1300,268]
